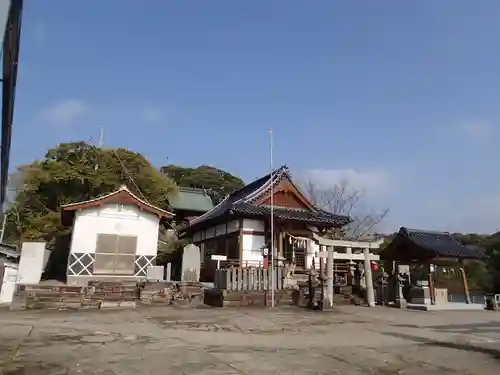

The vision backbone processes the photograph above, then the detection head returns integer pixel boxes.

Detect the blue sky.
[11,1,500,233]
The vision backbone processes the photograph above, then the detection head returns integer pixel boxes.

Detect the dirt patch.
[21,331,158,348]
[2,361,67,375]
[153,320,240,332]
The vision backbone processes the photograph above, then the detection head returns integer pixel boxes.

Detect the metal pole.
[98,127,104,148]
[269,128,275,308]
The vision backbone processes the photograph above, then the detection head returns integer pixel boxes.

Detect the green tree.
[5,141,177,244]
[481,232,500,293]
[161,164,245,205]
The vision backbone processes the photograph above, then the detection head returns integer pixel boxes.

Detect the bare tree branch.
[301,178,389,240]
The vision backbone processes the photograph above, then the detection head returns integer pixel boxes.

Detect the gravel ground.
[0,305,499,374]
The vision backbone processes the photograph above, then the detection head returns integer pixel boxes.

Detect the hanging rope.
[283,232,309,247]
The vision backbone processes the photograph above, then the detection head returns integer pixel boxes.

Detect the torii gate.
[312,233,381,309]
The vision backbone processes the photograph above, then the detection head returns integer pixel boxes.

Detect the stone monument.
[17,242,49,285]
[146,265,164,282]
[181,244,201,282]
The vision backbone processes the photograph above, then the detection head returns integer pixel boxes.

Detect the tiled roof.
[187,165,350,228]
[61,185,174,226]
[231,203,350,226]
[381,227,484,260]
[169,187,214,213]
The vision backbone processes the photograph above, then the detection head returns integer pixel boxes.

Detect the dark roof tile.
[231,203,350,226]
[187,165,350,228]
[381,227,484,260]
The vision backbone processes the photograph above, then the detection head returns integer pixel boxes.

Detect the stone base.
[203,289,295,308]
[204,289,223,307]
[11,281,208,311]
[321,299,334,311]
[407,302,485,311]
[395,298,407,309]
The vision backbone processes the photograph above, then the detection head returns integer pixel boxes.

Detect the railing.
[214,267,285,292]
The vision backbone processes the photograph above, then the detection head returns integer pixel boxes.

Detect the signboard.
[211,255,227,261]
[211,254,227,270]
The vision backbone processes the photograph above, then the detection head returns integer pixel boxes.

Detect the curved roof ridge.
[61,185,174,217]
[189,167,289,226]
[188,194,230,225]
[401,227,452,236]
[61,189,121,208]
[238,165,288,204]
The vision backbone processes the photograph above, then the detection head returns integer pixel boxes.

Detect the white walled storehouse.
[61,185,174,284]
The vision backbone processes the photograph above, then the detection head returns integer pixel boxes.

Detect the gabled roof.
[187,166,350,229]
[169,187,214,213]
[61,185,174,226]
[380,227,484,261]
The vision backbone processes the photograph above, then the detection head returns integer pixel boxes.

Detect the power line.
[112,148,177,231]
[112,148,148,201]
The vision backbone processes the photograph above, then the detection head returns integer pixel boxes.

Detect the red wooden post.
[263,255,269,269]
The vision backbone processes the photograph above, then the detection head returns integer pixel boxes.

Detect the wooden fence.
[214,267,285,292]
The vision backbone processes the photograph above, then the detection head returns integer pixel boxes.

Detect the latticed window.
[94,234,137,275]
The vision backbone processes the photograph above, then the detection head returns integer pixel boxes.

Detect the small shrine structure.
[61,185,174,284]
[380,227,485,310]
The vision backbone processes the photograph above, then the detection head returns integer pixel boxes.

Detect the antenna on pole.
[269,128,275,308]
[95,127,104,171]
[98,127,104,148]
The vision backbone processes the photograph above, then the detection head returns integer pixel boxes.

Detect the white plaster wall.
[0,263,18,304]
[70,204,160,256]
[242,233,265,266]
[242,219,265,231]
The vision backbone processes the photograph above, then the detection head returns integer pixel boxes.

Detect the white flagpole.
[269,128,275,308]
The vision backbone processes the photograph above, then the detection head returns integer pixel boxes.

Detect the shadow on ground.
[380,331,500,363]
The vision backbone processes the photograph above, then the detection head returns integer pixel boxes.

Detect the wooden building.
[181,165,351,273]
[380,227,484,307]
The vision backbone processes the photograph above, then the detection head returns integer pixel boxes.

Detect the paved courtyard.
[0,305,499,374]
